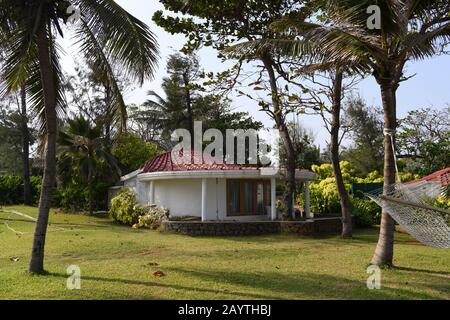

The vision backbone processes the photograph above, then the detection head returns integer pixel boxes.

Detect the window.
[227,180,271,216]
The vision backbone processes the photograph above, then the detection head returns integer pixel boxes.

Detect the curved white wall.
[153,179,202,217]
[130,177,270,221]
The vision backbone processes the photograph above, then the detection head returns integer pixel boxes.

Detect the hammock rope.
[366,130,450,249]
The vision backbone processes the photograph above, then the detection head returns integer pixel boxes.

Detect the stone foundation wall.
[162,217,342,236]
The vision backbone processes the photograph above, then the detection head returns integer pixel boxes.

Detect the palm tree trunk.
[29,24,58,274]
[371,83,397,267]
[20,85,32,206]
[261,54,296,219]
[330,71,352,238]
[104,85,112,150]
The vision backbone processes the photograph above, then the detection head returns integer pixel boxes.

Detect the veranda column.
[149,181,155,205]
[201,178,207,222]
[305,181,312,218]
[270,178,277,221]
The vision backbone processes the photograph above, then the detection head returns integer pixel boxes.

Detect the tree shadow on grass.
[44,266,445,300]
[161,267,446,300]
[393,266,450,277]
[45,272,281,300]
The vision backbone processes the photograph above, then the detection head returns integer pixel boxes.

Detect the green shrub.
[299,161,420,227]
[298,176,350,215]
[0,175,22,204]
[351,198,381,228]
[132,205,169,230]
[52,181,113,213]
[0,175,42,205]
[109,189,144,225]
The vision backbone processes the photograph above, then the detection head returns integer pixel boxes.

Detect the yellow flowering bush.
[132,205,170,230]
[109,189,145,225]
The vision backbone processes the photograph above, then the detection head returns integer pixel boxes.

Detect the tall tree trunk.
[183,73,194,145]
[104,85,112,150]
[29,23,58,274]
[330,71,352,238]
[279,125,296,219]
[371,83,397,267]
[261,54,296,219]
[20,85,32,206]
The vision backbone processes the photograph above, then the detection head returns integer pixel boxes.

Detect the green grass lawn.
[1,206,449,300]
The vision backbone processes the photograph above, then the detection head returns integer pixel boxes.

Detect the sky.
[61,0,450,149]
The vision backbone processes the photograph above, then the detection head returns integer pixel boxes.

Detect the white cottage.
[117,151,316,221]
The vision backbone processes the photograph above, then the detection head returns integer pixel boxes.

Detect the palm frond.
[74,18,128,132]
[26,34,66,134]
[1,26,36,93]
[77,0,159,84]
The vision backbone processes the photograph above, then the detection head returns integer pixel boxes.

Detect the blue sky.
[62,0,450,148]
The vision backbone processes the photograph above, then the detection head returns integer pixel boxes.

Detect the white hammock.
[367,180,450,248]
[367,131,450,249]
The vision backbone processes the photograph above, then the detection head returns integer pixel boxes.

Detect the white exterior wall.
[123,178,137,194]
[117,168,316,221]
[131,178,271,220]
[153,179,202,217]
[123,178,148,206]
[204,178,226,220]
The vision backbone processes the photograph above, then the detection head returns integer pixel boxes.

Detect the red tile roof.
[141,151,259,173]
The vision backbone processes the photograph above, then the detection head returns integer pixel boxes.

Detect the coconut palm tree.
[268,0,450,265]
[0,0,159,273]
[58,116,119,215]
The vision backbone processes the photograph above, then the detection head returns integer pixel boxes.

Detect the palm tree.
[58,116,119,215]
[0,0,158,273]
[142,90,190,148]
[270,0,450,265]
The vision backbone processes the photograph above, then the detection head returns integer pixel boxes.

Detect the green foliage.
[52,184,87,212]
[0,175,41,205]
[299,161,385,224]
[112,133,160,173]
[432,196,450,211]
[109,189,144,225]
[132,205,170,230]
[0,108,24,175]
[351,198,381,228]
[153,0,309,53]
[397,107,450,176]
[0,175,22,205]
[301,161,427,226]
[354,171,384,183]
[52,181,112,213]
[341,96,384,175]
[57,116,120,213]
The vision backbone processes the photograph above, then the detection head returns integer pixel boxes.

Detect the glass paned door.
[228,181,240,215]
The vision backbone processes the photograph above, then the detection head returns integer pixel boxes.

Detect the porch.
[136,169,315,222]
